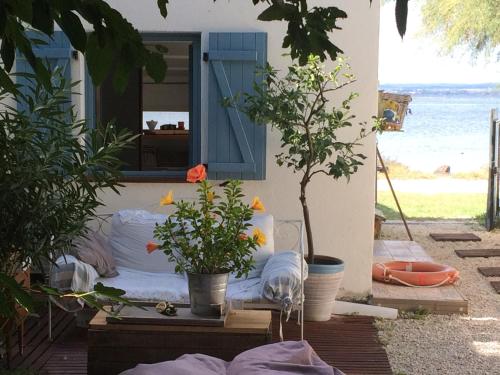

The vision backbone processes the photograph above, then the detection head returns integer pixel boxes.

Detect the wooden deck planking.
[490,281,500,294]
[9,308,79,372]
[455,249,500,258]
[429,233,481,242]
[478,267,500,277]
[8,307,392,375]
[372,240,468,314]
[276,313,392,375]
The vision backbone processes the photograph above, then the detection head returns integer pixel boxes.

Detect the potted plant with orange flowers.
[147,165,266,317]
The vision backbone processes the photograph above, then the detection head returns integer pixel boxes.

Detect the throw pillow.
[74,231,119,278]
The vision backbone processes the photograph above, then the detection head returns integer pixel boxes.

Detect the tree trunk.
[300,183,315,264]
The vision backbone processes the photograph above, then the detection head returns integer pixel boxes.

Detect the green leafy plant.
[152,180,265,277]
[239,55,380,263]
[399,307,429,320]
[0,70,136,340]
[0,1,409,93]
[422,0,499,58]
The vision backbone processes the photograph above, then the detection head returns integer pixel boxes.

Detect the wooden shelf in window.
[142,130,189,140]
[143,130,189,136]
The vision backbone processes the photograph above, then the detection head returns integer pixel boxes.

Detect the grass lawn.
[376,191,486,220]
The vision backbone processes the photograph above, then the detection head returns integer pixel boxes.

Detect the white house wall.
[82,0,379,296]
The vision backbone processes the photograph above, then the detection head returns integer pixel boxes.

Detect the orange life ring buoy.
[372,261,459,287]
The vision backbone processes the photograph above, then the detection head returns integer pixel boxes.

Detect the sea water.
[377,83,500,173]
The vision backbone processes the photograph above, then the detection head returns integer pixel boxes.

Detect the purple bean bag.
[120,340,345,375]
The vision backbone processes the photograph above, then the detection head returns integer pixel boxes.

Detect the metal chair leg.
[17,321,24,356]
[5,324,12,369]
[48,299,52,341]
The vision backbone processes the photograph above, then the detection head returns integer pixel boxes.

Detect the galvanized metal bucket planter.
[187,273,229,317]
[304,256,344,321]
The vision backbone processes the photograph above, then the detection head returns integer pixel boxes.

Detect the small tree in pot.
[240,55,377,321]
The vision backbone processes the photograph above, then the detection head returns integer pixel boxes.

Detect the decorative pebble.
[155,301,177,316]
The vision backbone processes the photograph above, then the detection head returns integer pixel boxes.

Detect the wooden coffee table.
[87,309,272,375]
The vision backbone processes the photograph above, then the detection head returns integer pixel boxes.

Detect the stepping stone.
[430,233,481,242]
[455,249,500,258]
[491,281,500,294]
[478,267,500,277]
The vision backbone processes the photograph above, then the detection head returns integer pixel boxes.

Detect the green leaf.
[33,58,52,90]
[157,0,169,18]
[1,37,15,71]
[57,10,87,52]
[258,4,295,21]
[93,282,126,297]
[395,0,408,38]
[112,55,133,93]
[7,0,33,23]
[145,51,166,83]
[0,272,36,313]
[0,6,6,35]
[36,284,63,296]
[0,64,17,93]
[31,0,54,34]
[86,32,114,86]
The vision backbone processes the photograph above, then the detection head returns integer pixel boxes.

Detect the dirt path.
[375,221,500,375]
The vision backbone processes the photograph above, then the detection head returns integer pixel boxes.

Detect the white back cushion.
[109,210,176,273]
[109,210,274,278]
[237,213,275,280]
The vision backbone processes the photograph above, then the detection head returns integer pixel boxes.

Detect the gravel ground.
[375,221,500,375]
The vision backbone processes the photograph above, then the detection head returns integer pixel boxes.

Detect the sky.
[378,1,499,84]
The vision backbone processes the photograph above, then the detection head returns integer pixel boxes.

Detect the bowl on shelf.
[146,120,158,131]
[160,124,177,130]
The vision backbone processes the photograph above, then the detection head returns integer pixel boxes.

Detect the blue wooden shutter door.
[15,31,72,113]
[207,32,267,180]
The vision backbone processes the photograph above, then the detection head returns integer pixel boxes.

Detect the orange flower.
[160,190,174,206]
[252,228,267,246]
[239,233,248,241]
[250,196,265,212]
[207,191,215,203]
[146,241,160,254]
[187,164,207,183]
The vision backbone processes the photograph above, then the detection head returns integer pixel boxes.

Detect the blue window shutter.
[207,32,267,180]
[15,31,72,113]
[84,65,96,128]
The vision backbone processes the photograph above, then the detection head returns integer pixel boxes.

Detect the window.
[86,32,268,181]
[95,34,201,180]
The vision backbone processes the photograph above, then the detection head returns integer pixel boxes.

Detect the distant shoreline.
[377,159,488,180]
[380,82,499,87]
[377,83,499,175]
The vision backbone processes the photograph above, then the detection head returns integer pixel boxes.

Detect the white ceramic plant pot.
[303,256,344,321]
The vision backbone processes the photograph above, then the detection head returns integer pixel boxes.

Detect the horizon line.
[379,82,499,86]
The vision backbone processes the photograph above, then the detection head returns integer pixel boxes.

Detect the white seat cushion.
[96,267,189,302]
[95,267,262,303]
